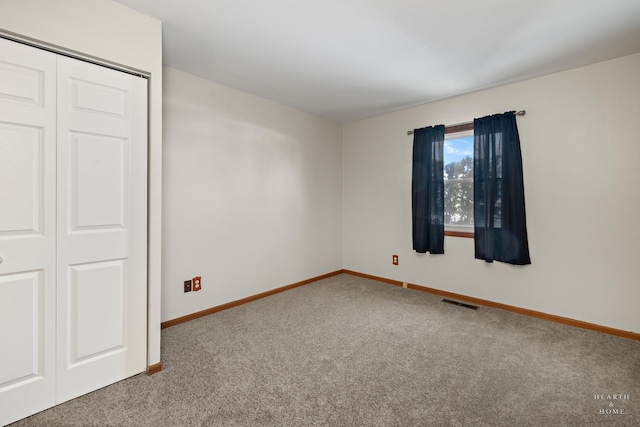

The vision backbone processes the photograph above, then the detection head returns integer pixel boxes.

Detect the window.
[444,128,474,237]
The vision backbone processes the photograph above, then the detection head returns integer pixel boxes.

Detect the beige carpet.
[11,274,640,426]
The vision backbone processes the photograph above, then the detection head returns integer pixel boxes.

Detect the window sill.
[444,230,474,239]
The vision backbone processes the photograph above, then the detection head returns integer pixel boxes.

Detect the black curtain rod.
[407,110,526,135]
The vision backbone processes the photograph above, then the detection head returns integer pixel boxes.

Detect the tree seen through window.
[444,133,474,227]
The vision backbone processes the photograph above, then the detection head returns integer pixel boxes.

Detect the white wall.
[0,0,163,365]
[343,53,640,333]
[162,67,342,322]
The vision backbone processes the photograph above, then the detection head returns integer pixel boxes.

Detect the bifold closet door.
[0,38,57,425]
[55,56,148,403]
[0,37,148,425]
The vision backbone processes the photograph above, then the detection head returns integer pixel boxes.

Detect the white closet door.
[0,38,57,425]
[55,57,148,403]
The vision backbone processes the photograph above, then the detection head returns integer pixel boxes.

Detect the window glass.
[444,131,474,228]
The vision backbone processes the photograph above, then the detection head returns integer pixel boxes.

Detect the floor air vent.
[442,298,478,310]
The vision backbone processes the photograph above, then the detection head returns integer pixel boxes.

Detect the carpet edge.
[342,269,640,341]
[161,270,343,329]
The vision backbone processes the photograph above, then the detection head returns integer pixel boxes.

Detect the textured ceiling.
[115,0,640,122]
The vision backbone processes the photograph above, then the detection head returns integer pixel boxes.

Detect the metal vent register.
[442,299,479,310]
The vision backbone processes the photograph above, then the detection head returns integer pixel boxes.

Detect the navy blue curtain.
[412,125,445,254]
[473,112,531,265]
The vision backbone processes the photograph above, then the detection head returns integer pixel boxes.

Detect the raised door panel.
[68,260,126,364]
[70,132,127,230]
[56,56,147,403]
[0,37,57,427]
[0,123,44,235]
[0,271,45,386]
[0,57,44,107]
